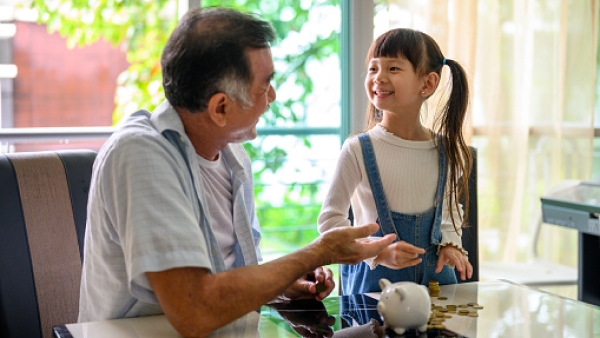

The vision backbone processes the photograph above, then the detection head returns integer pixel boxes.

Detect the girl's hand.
[437,245,473,280]
[375,240,425,269]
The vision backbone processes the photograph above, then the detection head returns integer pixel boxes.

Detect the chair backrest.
[457,146,479,283]
[0,150,96,338]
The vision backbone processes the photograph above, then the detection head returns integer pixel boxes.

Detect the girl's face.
[364,56,424,115]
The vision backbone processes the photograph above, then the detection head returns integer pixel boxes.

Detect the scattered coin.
[427,291,485,326]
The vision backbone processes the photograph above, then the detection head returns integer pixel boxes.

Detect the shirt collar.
[150,100,187,136]
[150,100,247,182]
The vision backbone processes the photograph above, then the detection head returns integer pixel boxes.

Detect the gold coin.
[438,296,448,300]
[434,324,446,330]
[458,304,469,308]
[427,324,436,330]
[458,309,470,313]
[446,304,457,309]
[315,283,326,293]
[473,305,484,309]
[439,308,448,312]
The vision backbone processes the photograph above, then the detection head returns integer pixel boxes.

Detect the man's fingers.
[350,222,381,238]
[361,233,396,255]
[396,240,426,254]
[313,266,332,283]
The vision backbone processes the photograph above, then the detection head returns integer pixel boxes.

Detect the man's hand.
[436,245,472,280]
[374,240,426,269]
[145,223,394,337]
[281,267,335,301]
[310,223,396,266]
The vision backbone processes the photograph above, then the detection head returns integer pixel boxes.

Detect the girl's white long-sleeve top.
[317,125,466,254]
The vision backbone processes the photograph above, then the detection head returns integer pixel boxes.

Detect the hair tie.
[442,58,447,66]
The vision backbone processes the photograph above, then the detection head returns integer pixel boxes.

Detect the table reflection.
[261,294,465,338]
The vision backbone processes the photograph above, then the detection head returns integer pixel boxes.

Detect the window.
[0,1,349,263]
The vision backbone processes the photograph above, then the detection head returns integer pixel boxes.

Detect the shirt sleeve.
[317,138,362,233]
[438,193,468,256]
[99,132,212,303]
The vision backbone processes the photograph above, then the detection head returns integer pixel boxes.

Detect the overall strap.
[358,133,399,238]
[430,135,448,244]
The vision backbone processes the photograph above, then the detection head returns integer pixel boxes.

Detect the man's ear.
[207,93,230,127]
[421,72,440,97]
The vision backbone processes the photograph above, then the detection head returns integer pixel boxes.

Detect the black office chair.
[457,146,478,283]
[0,150,96,338]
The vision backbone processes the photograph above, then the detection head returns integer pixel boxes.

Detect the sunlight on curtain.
[376,0,598,265]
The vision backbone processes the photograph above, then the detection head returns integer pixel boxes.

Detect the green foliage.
[29,0,340,257]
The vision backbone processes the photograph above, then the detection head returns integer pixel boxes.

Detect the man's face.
[227,47,276,143]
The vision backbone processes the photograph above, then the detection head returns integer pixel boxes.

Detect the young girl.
[318,28,473,294]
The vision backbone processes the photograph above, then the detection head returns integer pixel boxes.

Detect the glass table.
[54,280,600,338]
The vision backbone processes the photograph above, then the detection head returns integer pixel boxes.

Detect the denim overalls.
[341,133,457,295]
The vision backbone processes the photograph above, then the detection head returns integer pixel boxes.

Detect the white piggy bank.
[376,278,431,335]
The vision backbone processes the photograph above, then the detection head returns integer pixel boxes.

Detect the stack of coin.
[428,280,440,297]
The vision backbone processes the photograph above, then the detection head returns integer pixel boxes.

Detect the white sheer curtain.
[375,0,598,265]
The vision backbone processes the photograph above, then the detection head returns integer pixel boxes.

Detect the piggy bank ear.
[395,288,407,301]
[379,278,391,291]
